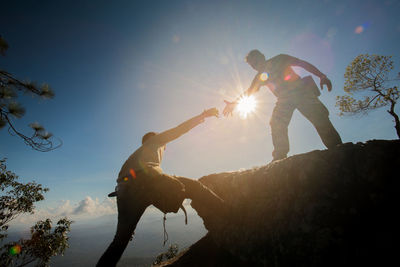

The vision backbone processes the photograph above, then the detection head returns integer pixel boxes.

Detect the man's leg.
[96,183,149,267]
[270,99,296,161]
[144,167,186,214]
[175,177,224,210]
[174,176,226,231]
[297,96,342,149]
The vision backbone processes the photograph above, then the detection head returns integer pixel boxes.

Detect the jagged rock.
[164,140,400,266]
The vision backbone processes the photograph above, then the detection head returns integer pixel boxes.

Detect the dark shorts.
[116,167,185,214]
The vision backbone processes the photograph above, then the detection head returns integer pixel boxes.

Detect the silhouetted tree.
[0,158,48,240]
[0,36,71,266]
[0,35,61,152]
[153,243,179,265]
[0,159,72,267]
[336,54,400,138]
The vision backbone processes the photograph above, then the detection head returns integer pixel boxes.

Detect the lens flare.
[259,72,269,81]
[355,22,370,34]
[9,245,21,255]
[129,169,137,179]
[236,95,256,119]
[355,26,364,34]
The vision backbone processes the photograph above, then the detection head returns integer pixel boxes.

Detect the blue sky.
[1,0,400,223]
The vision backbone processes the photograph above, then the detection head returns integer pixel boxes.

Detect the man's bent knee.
[152,175,185,214]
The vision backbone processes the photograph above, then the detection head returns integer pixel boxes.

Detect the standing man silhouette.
[223,50,342,161]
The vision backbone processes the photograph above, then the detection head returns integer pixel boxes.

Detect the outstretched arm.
[285,54,332,91]
[151,108,219,145]
[245,74,263,96]
[223,74,262,116]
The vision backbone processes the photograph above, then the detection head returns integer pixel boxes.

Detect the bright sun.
[236,95,256,118]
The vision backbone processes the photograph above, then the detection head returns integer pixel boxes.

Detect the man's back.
[118,139,164,179]
[118,109,218,179]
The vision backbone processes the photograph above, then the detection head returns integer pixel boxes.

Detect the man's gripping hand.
[223,100,237,117]
[320,76,332,92]
[202,107,219,118]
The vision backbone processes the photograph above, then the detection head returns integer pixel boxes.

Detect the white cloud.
[12,196,117,227]
[11,196,192,228]
[73,196,116,216]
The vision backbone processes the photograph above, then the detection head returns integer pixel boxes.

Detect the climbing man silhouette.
[223,50,342,161]
[97,108,220,267]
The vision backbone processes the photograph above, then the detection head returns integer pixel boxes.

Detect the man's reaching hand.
[320,76,332,92]
[202,107,219,118]
[223,100,237,117]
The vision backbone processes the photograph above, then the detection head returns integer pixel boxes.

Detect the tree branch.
[16,257,36,267]
[386,99,400,139]
[0,70,42,95]
[3,111,62,152]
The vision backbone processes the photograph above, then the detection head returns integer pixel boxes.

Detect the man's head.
[245,49,266,71]
[142,132,157,144]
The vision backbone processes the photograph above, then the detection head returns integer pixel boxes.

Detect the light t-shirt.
[118,114,204,179]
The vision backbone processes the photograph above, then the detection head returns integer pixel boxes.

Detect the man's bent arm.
[285,54,326,78]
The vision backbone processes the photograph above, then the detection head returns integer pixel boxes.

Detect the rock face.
[164,140,400,267]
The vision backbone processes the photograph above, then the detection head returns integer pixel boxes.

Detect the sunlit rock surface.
[162,140,400,266]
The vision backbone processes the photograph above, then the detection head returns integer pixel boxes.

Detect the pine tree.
[336,54,400,138]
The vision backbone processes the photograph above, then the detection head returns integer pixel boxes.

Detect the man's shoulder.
[268,54,300,67]
[270,54,293,61]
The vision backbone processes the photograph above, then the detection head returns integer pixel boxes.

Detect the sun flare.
[236,95,256,119]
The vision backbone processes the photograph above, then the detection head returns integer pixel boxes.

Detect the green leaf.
[39,132,53,140]
[29,122,44,132]
[7,102,26,118]
[0,87,16,99]
[40,84,54,99]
